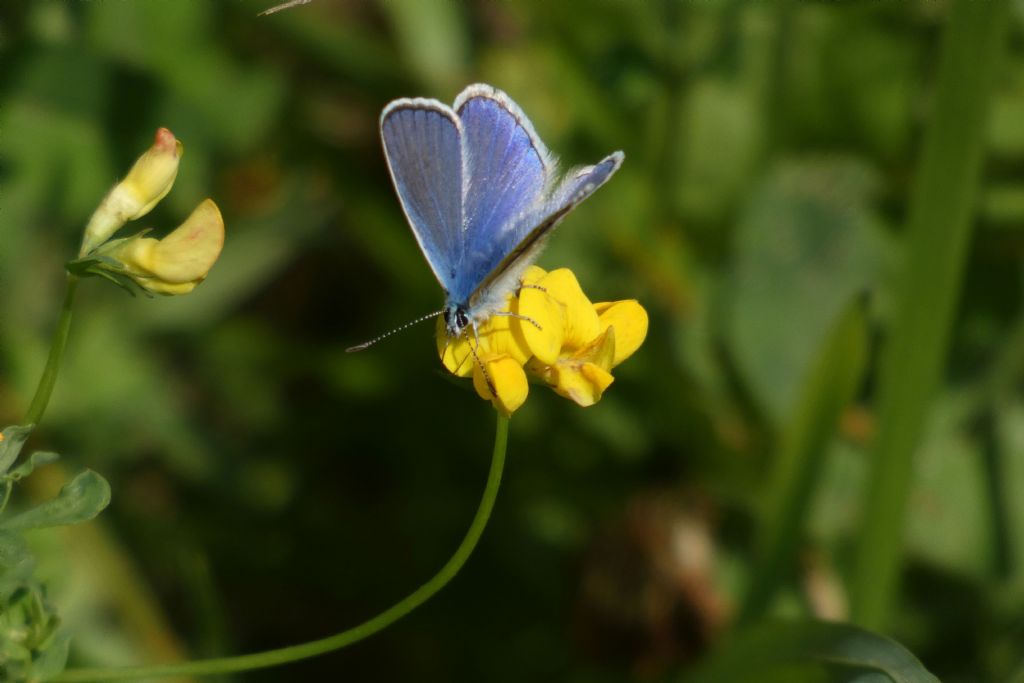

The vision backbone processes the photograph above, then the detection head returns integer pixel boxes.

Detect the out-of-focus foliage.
[0,425,110,681]
[0,0,1022,681]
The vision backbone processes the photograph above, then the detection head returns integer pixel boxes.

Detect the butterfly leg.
[443,335,466,373]
[493,310,543,331]
[463,326,496,397]
[447,333,477,377]
[471,320,483,349]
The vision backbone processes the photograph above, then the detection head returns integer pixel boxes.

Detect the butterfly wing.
[380,99,464,293]
[450,84,553,305]
[468,151,624,312]
[381,85,624,321]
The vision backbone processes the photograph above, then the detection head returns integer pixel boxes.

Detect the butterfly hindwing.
[380,100,464,292]
[469,151,624,310]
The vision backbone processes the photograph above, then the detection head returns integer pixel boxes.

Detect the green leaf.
[0,425,35,475]
[0,532,35,598]
[0,471,111,532]
[7,451,60,482]
[683,621,940,683]
[0,532,33,575]
[726,159,884,426]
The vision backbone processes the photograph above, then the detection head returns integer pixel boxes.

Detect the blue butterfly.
[350,83,623,352]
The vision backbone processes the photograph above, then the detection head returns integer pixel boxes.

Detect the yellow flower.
[436,266,648,415]
[111,199,225,295]
[81,128,183,256]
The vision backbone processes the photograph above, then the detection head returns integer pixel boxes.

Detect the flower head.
[69,128,225,297]
[81,127,183,256]
[438,266,647,415]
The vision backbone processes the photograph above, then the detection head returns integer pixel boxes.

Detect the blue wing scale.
[380,102,463,292]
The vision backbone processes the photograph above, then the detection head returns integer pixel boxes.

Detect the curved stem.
[25,275,79,426]
[56,413,511,681]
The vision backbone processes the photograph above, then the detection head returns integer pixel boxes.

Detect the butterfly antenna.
[346,310,444,353]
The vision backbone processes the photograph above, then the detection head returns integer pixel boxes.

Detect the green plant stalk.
[851,0,1008,629]
[739,302,867,623]
[25,275,79,426]
[56,413,510,681]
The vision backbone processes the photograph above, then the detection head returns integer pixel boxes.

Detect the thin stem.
[56,413,511,681]
[25,275,79,426]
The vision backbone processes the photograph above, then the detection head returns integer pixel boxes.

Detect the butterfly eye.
[456,310,469,330]
[443,309,451,325]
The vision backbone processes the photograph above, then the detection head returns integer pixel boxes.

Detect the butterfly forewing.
[380,101,464,292]
[452,86,553,305]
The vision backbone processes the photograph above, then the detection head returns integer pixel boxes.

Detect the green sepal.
[66,240,154,298]
[66,256,148,298]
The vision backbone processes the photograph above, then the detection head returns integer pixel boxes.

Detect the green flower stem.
[25,275,79,427]
[56,413,510,682]
[850,0,1008,630]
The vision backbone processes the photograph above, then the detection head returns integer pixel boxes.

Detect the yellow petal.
[577,326,616,371]
[147,199,225,283]
[515,282,563,365]
[526,327,616,407]
[549,360,615,407]
[111,199,224,296]
[132,278,199,296]
[438,317,474,377]
[541,268,600,350]
[595,300,648,366]
[472,355,529,416]
[521,265,548,285]
[484,303,532,364]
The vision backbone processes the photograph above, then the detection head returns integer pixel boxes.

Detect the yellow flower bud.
[81,128,183,255]
[112,199,225,296]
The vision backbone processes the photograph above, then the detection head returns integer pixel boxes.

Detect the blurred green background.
[1,0,1024,681]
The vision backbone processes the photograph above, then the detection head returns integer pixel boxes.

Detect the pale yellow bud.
[81,128,183,255]
[113,199,225,296]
